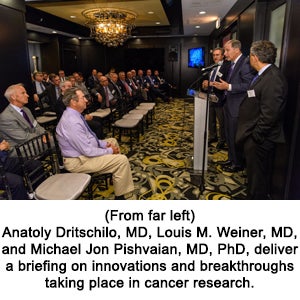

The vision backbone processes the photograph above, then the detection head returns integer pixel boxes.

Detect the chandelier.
[82,8,137,47]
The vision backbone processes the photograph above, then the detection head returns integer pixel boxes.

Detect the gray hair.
[4,83,24,102]
[59,80,71,88]
[250,40,277,64]
[62,87,82,107]
[227,39,242,50]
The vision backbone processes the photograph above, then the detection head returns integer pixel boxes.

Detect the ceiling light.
[195,25,200,28]
[216,17,220,29]
[156,22,161,25]
[199,11,206,15]
[82,8,137,47]
[70,16,76,19]
[148,11,154,14]
[52,31,57,34]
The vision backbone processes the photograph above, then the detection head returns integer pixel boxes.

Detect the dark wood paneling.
[238,3,255,55]
[0,2,34,112]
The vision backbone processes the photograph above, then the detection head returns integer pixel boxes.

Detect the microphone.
[201,62,221,72]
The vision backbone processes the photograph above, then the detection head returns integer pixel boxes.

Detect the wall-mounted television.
[188,47,205,68]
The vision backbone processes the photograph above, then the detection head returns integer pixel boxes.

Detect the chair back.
[0,162,12,200]
[15,133,55,194]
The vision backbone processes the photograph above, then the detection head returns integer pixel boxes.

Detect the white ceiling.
[182,0,238,36]
[26,0,238,37]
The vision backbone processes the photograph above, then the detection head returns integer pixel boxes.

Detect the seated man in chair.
[56,87,134,200]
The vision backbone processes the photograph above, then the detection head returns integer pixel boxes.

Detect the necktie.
[210,67,218,82]
[130,79,137,90]
[21,109,33,128]
[227,62,235,82]
[209,67,218,93]
[80,115,100,147]
[105,86,110,107]
[55,86,60,99]
[123,81,132,95]
[251,74,259,85]
[40,82,45,91]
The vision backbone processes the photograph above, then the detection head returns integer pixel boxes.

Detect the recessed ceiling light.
[199,11,206,15]
[156,22,161,25]
[52,31,57,34]
[195,25,200,28]
[148,11,154,14]
[70,15,76,18]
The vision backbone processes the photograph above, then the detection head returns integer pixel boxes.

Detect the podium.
[193,92,208,171]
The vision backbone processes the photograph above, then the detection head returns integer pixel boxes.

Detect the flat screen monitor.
[188,47,205,68]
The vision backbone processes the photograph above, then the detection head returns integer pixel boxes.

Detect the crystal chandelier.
[82,8,137,47]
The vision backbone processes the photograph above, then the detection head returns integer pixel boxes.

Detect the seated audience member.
[56,80,73,121]
[126,71,144,104]
[144,69,169,102]
[0,84,46,156]
[153,70,172,100]
[56,87,134,199]
[0,138,28,199]
[32,71,49,113]
[45,73,61,112]
[56,80,105,139]
[91,76,120,110]
[58,69,67,82]
[135,69,148,101]
[87,69,100,90]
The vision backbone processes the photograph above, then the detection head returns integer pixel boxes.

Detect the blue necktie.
[210,67,218,82]
[227,62,235,82]
[80,115,100,147]
[251,74,259,86]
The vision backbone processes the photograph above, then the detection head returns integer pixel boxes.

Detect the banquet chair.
[15,133,91,200]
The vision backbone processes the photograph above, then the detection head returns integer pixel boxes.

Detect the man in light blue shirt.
[56,87,134,199]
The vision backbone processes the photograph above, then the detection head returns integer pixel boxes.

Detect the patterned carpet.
[91,98,247,200]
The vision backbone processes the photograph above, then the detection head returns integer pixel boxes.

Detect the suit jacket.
[87,75,99,89]
[32,81,48,98]
[204,60,231,106]
[0,105,45,156]
[236,64,287,146]
[45,84,59,112]
[225,55,256,117]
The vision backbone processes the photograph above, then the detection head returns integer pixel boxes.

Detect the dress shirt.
[35,81,45,94]
[227,54,243,91]
[56,107,113,158]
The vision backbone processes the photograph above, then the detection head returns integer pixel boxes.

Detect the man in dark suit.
[236,40,287,199]
[32,71,49,115]
[0,138,29,199]
[213,39,255,172]
[45,73,61,112]
[87,69,100,90]
[202,47,230,150]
